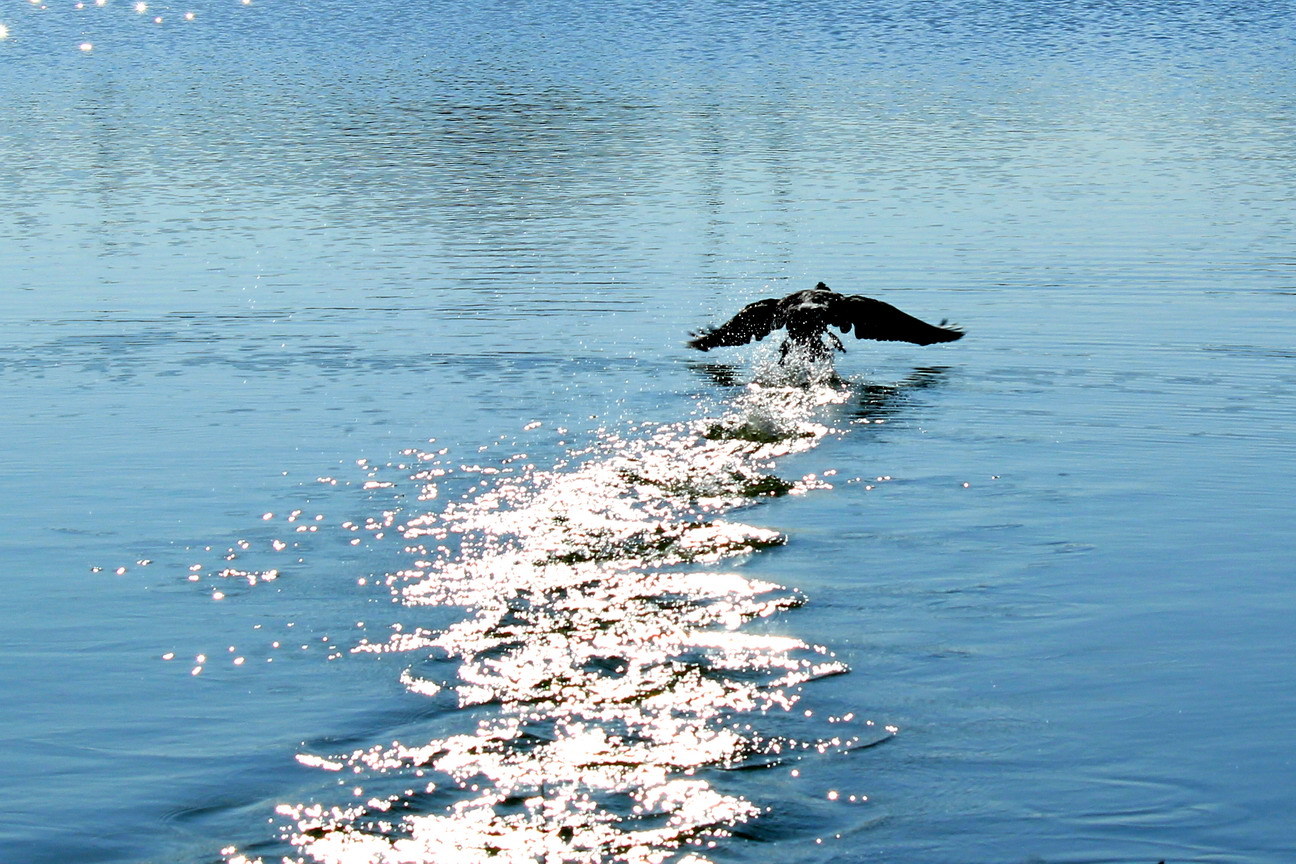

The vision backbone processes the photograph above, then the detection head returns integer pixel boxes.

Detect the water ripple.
[224,380,893,864]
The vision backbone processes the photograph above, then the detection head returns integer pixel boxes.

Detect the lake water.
[2,2,1294,863]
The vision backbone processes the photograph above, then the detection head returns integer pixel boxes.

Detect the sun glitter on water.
[216,381,894,864]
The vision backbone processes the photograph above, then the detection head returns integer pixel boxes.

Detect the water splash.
[225,382,893,864]
[750,341,843,390]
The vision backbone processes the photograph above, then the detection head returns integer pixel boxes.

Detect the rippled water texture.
[3,1,1295,863]
[256,380,873,864]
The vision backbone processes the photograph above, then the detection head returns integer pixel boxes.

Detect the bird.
[687,282,963,360]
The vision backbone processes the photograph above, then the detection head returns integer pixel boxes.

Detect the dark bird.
[687,282,963,360]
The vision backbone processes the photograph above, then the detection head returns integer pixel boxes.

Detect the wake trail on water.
[222,358,896,864]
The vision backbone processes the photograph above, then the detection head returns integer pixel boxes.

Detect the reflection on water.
[222,376,898,863]
[848,367,951,422]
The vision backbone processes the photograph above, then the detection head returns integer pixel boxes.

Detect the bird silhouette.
[687,282,963,360]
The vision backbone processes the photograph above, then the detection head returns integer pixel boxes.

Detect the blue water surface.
[2,2,1294,862]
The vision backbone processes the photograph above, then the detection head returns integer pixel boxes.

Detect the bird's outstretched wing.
[687,298,782,350]
[828,294,964,345]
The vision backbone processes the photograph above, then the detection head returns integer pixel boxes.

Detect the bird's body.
[687,282,962,360]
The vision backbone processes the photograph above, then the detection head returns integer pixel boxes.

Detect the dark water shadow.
[846,365,952,421]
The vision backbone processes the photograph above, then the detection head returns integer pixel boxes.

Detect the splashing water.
[223,380,893,864]
[750,342,844,391]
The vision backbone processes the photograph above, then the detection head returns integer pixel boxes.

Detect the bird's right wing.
[829,294,964,345]
[686,298,783,350]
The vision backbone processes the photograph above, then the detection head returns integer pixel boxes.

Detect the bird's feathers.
[688,287,962,352]
[827,295,963,345]
[686,297,783,350]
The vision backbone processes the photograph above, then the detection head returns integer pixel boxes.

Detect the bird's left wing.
[828,294,964,345]
[687,297,783,350]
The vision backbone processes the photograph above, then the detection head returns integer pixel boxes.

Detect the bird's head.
[813,281,833,292]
